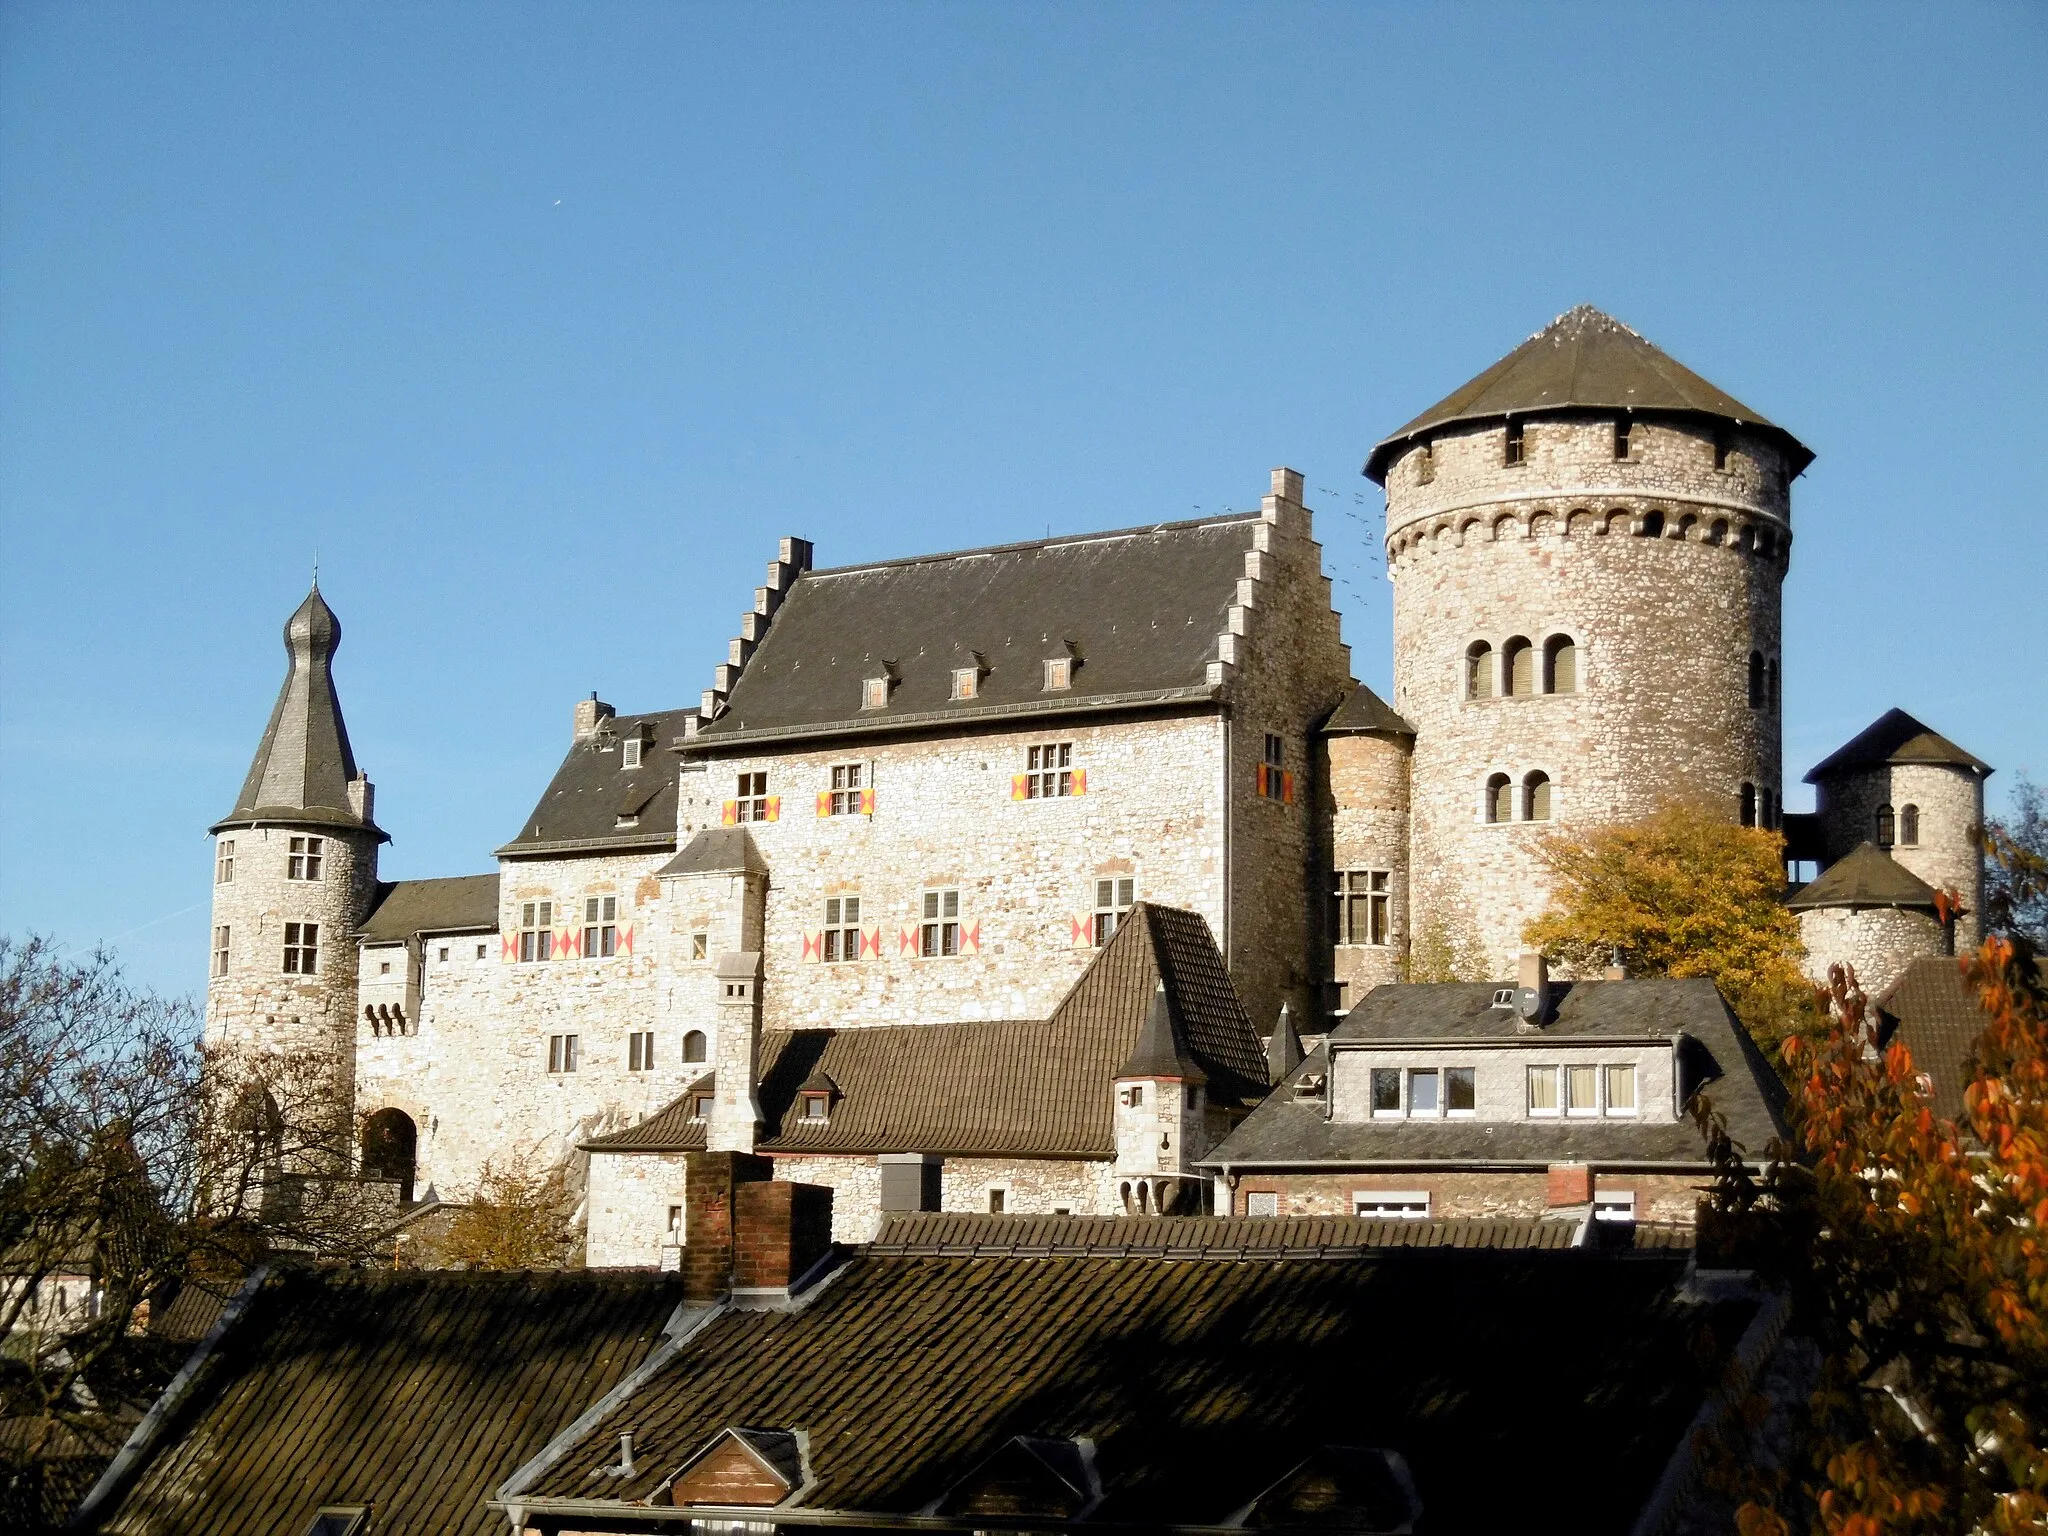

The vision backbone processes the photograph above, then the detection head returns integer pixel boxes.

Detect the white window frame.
[1593,1191,1637,1223]
[1042,657,1072,691]
[861,676,890,710]
[216,838,235,884]
[282,922,318,975]
[690,932,709,961]
[1604,1063,1638,1117]
[1406,1067,1443,1118]
[734,772,769,823]
[519,901,554,963]
[287,835,325,882]
[583,896,618,958]
[827,762,865,816]
[1527,1064,1561,1117]
[547,1033,579,1074]
[1564,1062,1601,1118]
[1353,1191,1431,1220]
[823,893,862,962]
[1025,742,1073,798]
[919,888,961,957]
[1445,1065,1476,1118]
[212,925,230,978]
[622,738,643,770]
[1093,876,1135,946]
[1333,869,1392,947]
[950,667,979,701]
[1370,1066,1404,1119]
[628,1030,655,1073]
[1244,1190,1280,1218]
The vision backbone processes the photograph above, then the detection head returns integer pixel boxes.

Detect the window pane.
[1447,1067,1475,1111]
[1408,1070,1439,1113]
[1566,1064,1598,1110]
[1371,1068,1401,1112]
[1528,1067,1558,1111]
[943,890,959,918]
[924,891,939,919]
[1605,1064,1635,1111]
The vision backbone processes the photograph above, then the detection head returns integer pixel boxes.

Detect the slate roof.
[1116,982,1206,1082]
[358,873,501,942]
[81,1268,685,1536]
[1365,305,1812,483]
[866,1212,1691,1256]
[1803,706,1993,782]
[498,708,694,858]
[1321,681,1414,737]
[657,826,769,877]
[1870,956,2048,1123]
[212,586,385,839]
[1785,842,1940,912]
[690,516,1262,749]
[1204,979,1788,1171]
[584,904,1269,1159]
[512,1245,1755,1535]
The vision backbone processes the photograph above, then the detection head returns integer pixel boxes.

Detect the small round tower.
[206,585,384,1100]
[1366,307,1813,973]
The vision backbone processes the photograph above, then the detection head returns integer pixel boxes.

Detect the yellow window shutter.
[720,800,738,826]
[765,796,781,821]
[860,787,876,816]
[817,790,832,817]
[1011,774,1029,801]
[1282,770,1296,805]
[1071,769,1087,795]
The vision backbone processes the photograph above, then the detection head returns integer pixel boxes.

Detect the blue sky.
[3,3,2044,998]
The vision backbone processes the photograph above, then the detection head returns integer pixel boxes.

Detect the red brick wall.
[733,1179,834,1290]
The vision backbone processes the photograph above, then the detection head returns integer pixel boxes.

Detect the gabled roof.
[1321,682,1414,738]
[689,516,1261,749]
[358,874,500,942]
[80,1269,684,1536]
[212,586,384,839]
[1365,305,1812,483]
[497,708,694,858]
[1204,979,1787,1171]
[1875,955,2048,1123]
[656,827,769,877]
[1803,707,1993,783]
[1785,842,1941,912]
[584,903,1269,1160]
[511,1244,1756,1535]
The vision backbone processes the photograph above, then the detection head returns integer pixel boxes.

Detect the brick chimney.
[681,1151,834,1306]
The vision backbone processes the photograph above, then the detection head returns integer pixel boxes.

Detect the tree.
[1985,772,2048,947]
[418,1151,574,1270]
[1521,799,1813,1051]
[1695,889,2048,1532]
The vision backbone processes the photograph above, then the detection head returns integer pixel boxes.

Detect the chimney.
[1515,952,1551,1025]
[709,953,763,1153]
[574,692,615,742]
[1604,946,1627,981]
[347,774,374,825]
[681,1150,834,1307]
[1546,1162,1594,1208]
[1270,467,1304,504]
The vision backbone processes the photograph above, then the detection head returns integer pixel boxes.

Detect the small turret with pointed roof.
[1113,981,1211,1214]
[1265,1003,1304,1085]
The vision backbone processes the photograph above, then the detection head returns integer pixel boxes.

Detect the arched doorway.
[360,1108,418,1203]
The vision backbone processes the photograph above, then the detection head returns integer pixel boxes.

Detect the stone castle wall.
[1231,1168,1705,1224]
[1322,731,1411,1008]
[1797,905,1947,999]
[1382,418,1793,974]
[1816,762,1985,947]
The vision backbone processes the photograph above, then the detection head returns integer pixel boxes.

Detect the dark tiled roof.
[656,827,769,876]
[1366,305,1811,482]
[1204,979,1787,1171]
[869,1212,1595,1255]
[85,1269,684,1536]
[1875,956,1998,1122]
[1321,682,1414,737]
[497,709,694,857]
[358,873,501,941]
[1804,706,1992,782]
[585,904,1269,1159]
[212,586,384,839]
[1785,843,1940,912]
[517,1246,1753,1535]
[1116,983,1206,1082]
[690,517,1260,748]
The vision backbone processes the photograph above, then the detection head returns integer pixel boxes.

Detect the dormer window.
[1492,987,1515,1008]
[951,666,981,701]
[862,676,891,710]
[691,1092,714,1121]
[622,737,643,770]
[799,1091,830,1121]
[1043,656,1073,691]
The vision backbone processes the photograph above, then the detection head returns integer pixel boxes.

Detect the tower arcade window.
[1748,651,1765,708]
[1486,774,1513,824]
[582,897,617,958]
[287,836,324,881]
[216,839,235,884]
[1503,637,1534,697]
[282,923,318,975]
[212,926,230,978]
[1094,878,1136,945]
[734,772,769,822]
[1333,870,1391,946]
[1465,641,1495,700]
[1900,805,1920,846]
[920,889,961,957]
[823,894,862,962]
[1740,783,1757,828]
[1637,510,1665,538]
[1766,658,1780,710]
[1543,635,1577,694]
[683,1029,708,1063]
[1523,772,1552,822]
[1876,804,1896,848]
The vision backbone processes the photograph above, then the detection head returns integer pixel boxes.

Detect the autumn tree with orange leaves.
[1699,859,2048,1534]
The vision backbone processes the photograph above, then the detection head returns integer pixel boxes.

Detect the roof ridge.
[802,511,1263,581]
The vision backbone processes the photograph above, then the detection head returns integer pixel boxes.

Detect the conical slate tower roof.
[1365,305,1812,482]
[1118,980,1207,1084]
[212,585,383,838]
[1785,843,1939,913]
[1803,707,1992,784]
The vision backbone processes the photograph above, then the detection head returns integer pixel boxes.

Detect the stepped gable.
[212,584,383,838]
[1365,304,1812,482]
[358,873,500,942]
[497,707,695,858]
[511,1243,1752,1535]
[690,515,1262,746]
[1786,842,1941,912]
[77,1268,684,1536]
[1803,706,1993,783]
[1321,681,1413,737]
[583,903,1268,1160]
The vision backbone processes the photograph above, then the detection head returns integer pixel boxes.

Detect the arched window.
[1707,518,1728,546]
[683,1029,708,1064]
[1465,641,1495,699]
[1638,510,1665,538]
[1766,658,1779,710]
[1486,774,1513,824]
[1761,787,1776,828]
[1740,783,1757,828]
[361,1108,418,1203]
[1503,637,1534,697]
[1900,805,1919,846]
[1875,804,1896,848]
[1543,635,1577,694]
[1747,651,1765,708]
[1523,771,1552,821]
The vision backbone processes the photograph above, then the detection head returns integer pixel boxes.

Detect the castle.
[201,306,1993,1249]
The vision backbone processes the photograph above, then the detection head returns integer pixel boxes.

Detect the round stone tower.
[1365,307,1814,974]
[206,584,384,1101]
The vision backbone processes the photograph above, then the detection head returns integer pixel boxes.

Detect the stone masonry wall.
[1323,731,1411,1011]
[1798,905,1947,999]
[1816,762,1985,948]
[1230,1168,1707,1224]
[1383,419,1792,975]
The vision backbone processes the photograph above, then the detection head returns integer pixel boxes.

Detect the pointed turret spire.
[212,585,383,837]
[1118,980,1207,1083]
[1265,1002,1303,1084]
